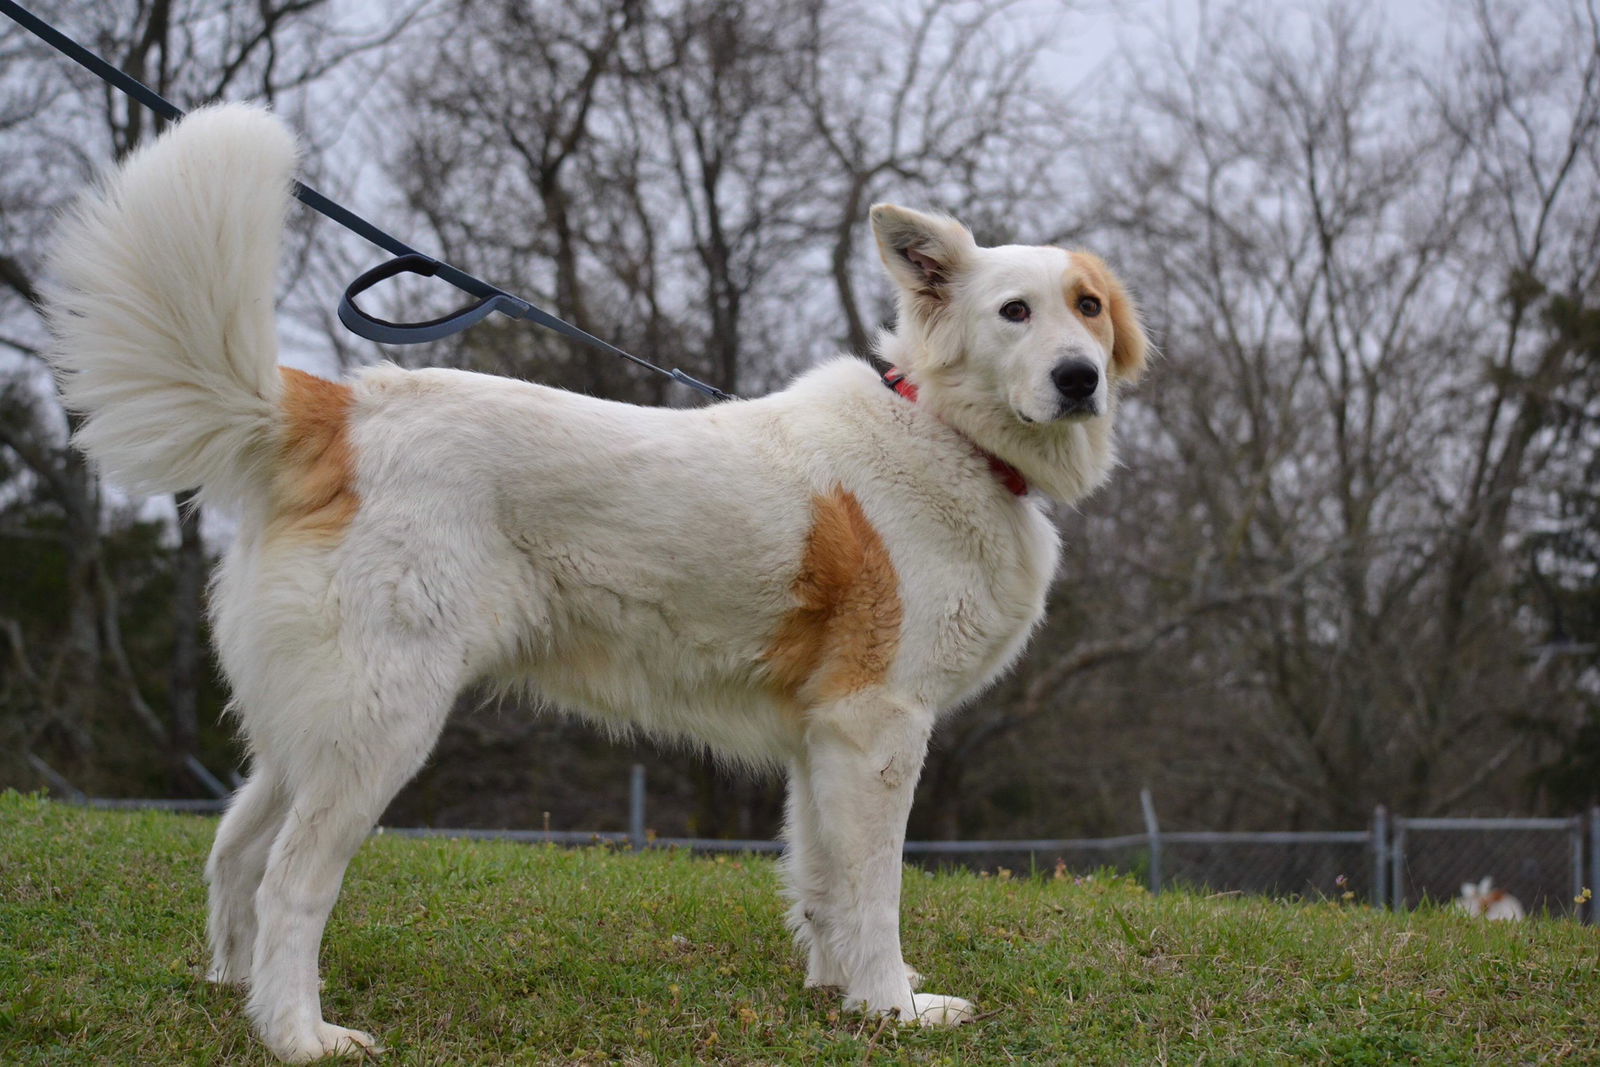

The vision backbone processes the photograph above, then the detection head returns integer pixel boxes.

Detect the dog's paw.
[909,993,977,1027]
[266,1021,382,1062]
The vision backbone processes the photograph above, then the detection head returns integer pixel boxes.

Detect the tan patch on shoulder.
[765,488,902,706]
[272,367,358,540]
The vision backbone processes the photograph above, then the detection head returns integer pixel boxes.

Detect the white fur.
[46,106,1143,1061]
[45,104,295,508]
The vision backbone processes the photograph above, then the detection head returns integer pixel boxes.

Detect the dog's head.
[870,204,1148,425]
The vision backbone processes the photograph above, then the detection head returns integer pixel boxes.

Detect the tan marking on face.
[765,488,902,705]
[273,367,358,540]
[1063,255,1114,347]
[1065,250,1149,382]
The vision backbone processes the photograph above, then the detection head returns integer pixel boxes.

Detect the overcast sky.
[1050,0,1445,96]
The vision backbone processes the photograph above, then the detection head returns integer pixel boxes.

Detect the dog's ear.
[870,204,977,312]
[1103,265,1149,384]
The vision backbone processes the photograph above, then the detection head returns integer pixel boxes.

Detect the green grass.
[2,792,1598,1064]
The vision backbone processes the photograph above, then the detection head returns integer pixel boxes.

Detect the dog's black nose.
[1051,359,1099,402]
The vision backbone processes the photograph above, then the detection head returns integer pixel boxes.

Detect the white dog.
[1457,877,1526,920]
[45,105,1147,1061]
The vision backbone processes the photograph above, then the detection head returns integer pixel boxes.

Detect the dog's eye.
[999,300,1030,323]
[1077,295,1102,317]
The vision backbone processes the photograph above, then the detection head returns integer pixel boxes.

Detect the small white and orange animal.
[1457,877,1527,920]
[44,105,1148,1061]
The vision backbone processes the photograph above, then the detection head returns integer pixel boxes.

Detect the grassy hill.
[2,792,1597,1064]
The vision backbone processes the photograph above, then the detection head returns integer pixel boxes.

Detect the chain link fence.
[1386,816,1588,918]
[67,771,1600,921]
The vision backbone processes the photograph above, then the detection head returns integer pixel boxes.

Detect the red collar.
[880,366,1028,496]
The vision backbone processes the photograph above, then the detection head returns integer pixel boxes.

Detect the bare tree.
[0,0,419,794]
[953,0,1600,830]
[385,0,663,395]
[619,0,818,394]
[793,0,1076,356]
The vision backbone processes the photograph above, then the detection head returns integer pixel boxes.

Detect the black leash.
[0,0,734,402]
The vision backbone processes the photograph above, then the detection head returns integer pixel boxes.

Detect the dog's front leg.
[800,691,975,1026]
[781,762,849,990]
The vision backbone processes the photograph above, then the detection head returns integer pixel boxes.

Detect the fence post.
[1140,787,1162,895]
[1372,806,1388,910]
[629,764,647,851]
[1389,818,1406,912]
[1569,814,1585,920]
[1591,807,1599,925]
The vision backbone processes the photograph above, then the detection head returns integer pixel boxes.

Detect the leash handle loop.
[338,255,735,401]
[337,254,530,345]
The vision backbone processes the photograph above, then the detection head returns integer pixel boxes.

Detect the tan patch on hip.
[272,367,358,540]
[765,488,902,705]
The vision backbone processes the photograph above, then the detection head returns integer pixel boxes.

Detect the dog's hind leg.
[243,656,459,1063]
[206,767,289,986]
[801,691,974,1027]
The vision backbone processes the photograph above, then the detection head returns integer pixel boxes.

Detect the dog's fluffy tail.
[46,104,299,508]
